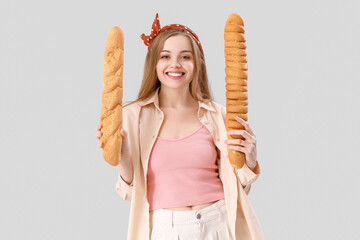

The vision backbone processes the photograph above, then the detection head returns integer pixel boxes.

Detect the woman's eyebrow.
[161,50,193,53]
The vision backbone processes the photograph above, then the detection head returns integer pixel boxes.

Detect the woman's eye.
[160,55,190,60]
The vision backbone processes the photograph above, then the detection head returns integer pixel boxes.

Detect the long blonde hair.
[123,28,213,108]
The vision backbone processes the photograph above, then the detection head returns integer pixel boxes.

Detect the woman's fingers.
[96,124,103,139]
[96,127,127,150]
[227,129,256,143]
[235,116,256,138]
[225,138,251,148]
[120,128,127,137]
[95,131,103,139]
[96,124,103,148]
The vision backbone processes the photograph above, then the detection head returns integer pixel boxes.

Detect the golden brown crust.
[226,105,248,113]
[224,33,246,42]
[226,98,248,106]
[225,55,247,63]
[226,91,248,100]
[226,77,248,83]
[225,13,248,169]
[224,24,245,33]
[226,83,248,91]
[225,68,248,78]
[100,26,124,166]
[225,61,247,69]
[224,48,247,56]
[226,13,244,25]
[225,41,246,49]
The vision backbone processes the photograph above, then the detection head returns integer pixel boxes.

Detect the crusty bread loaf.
[100,26,124,166]
[224,13,248,169]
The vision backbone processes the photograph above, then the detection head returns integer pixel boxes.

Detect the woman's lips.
[166,72,185,79]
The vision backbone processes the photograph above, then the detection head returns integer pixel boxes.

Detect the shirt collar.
[138,87,216,112]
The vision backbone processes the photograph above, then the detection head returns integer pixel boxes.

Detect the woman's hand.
[96,124,134,184]
[95,124,131,160]
[224,116,257,170]
[96,124,103,148]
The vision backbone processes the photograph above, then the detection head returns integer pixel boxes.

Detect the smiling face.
[156,35,195,90]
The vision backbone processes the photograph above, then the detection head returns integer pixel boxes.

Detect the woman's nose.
[170,59,181,67]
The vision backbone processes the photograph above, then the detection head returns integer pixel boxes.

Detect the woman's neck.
[158,86,197,109]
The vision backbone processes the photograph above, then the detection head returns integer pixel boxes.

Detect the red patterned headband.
[140,13,204,55]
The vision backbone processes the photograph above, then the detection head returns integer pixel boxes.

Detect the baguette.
[224,13,248,169]
[99,26,124,166]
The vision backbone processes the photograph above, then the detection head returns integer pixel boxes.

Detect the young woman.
[96,13,264,240]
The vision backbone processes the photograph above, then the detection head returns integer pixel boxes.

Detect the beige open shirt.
[115,87,265,239]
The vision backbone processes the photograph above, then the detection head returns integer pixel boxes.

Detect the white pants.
[149,199,231,240]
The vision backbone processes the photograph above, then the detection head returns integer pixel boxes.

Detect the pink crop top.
[146,124,225,211]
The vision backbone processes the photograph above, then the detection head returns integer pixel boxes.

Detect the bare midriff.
[149,200,219,213]
[164,200,219,211]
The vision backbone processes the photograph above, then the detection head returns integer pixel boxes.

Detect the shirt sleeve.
[115,174,134,202]
[114,105,135,202]
[234,160,261,195]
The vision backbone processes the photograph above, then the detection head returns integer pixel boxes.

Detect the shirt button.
[196,213,201,219]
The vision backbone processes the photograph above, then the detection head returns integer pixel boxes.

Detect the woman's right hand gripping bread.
[96,124,134,185]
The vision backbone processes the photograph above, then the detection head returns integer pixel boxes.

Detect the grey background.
[1,0,359,239]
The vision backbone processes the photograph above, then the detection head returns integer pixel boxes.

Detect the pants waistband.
[150,199,226,226]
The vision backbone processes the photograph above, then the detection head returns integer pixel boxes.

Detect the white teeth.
[167,72,183,77]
